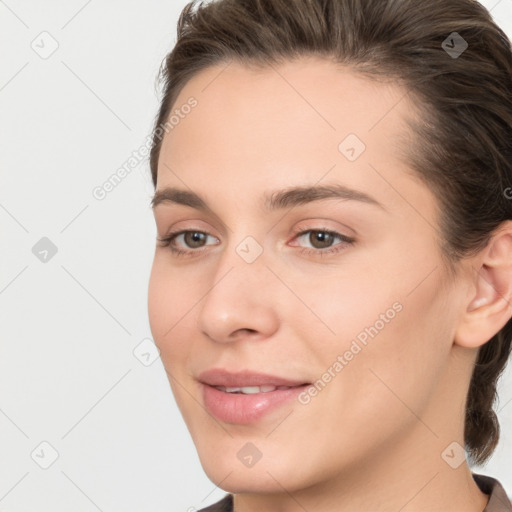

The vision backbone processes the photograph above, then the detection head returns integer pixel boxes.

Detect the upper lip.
[198,368,310,387]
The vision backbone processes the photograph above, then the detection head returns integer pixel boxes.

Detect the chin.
[201,461,295,494]
[195,440,315,494]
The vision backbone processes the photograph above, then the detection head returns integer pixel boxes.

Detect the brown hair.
[149,0,512,465]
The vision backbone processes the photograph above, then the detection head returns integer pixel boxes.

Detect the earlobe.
[454,222,512,349]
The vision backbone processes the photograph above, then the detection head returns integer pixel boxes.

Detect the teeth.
[216,385,292,394]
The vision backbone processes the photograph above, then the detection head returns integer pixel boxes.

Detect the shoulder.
[473,473,512,512]
[196,493,233,512]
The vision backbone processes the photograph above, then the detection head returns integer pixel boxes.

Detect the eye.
[157,230,218,257]
[290,227,355,257]
[156,227,355,258]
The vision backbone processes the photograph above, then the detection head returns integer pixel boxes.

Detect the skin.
[148,56,512,512]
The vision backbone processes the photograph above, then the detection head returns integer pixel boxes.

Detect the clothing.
[475,474,512,512]
[197,473,512,512]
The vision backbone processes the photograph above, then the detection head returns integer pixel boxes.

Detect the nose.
[196,241,280,344]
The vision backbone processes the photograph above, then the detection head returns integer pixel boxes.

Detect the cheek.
[296,249,453,423]
[323,275,452,432]
[285,235,422,345]
[148,257,192,357]
[147,258,169,340]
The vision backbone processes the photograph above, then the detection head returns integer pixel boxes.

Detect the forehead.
[156,56,423,214]
[171,56,412,122]
[160,56,414,160]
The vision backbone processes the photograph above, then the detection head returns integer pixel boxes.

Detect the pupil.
[312,231,331,248]
[187,232,205,247]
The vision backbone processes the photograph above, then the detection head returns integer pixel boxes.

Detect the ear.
[454,221,512,349]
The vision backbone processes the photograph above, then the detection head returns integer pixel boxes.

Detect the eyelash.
[157,226,355,259]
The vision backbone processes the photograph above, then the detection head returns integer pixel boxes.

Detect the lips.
[198,368,310,388]
[198,368,312,424]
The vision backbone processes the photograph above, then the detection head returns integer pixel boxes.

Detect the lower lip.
[201,383,310,424]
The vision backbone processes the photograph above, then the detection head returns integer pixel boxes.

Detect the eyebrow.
[151,184,386,212]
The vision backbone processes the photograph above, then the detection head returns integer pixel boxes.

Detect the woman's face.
[148,56,470,494]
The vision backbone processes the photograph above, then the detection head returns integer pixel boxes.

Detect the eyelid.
[288,225,355,255]
[157,230,219,248]
[154,213,229,239]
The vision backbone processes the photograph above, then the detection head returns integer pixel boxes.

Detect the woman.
[147,0,512,510]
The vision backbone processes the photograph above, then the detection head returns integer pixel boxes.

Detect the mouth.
[198,368,310,388]
[198,369,312,424]
[213,384,304,394]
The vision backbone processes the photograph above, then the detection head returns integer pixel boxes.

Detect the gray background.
[1,1,511,510]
